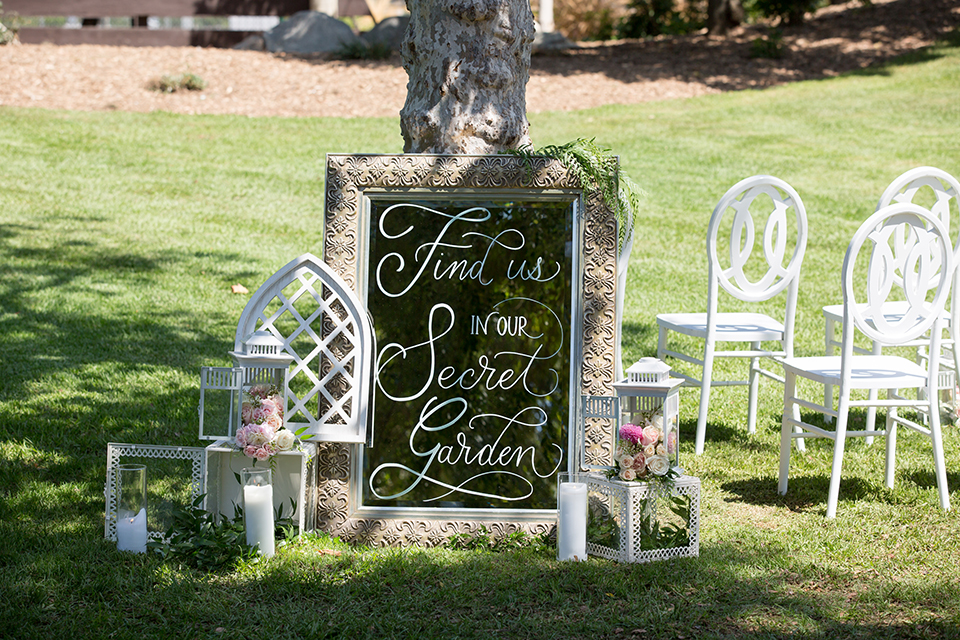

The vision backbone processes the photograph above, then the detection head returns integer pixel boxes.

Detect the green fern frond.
[507,138,643,255]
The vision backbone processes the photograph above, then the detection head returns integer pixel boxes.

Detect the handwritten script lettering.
[366,199,574,508]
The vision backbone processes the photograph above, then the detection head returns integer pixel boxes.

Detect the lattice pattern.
[235,254,373,444]
[585,473,700,564]
[104,443,205,541]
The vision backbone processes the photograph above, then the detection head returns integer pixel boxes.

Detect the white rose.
[652,414,663,429]
[643,444,657,458]
[656,444,667,456]
[646,455,671,477]
[620,468,637,481]
[274,429,296,451]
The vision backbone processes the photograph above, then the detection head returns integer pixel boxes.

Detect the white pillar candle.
[116,508,147,553]
[557,482,587,561]
[243,484,275,557]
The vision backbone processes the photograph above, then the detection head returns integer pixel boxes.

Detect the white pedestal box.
[203,440,317,534]
[584,473,700,564]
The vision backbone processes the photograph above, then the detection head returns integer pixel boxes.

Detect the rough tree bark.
[399,0,536,155]
[706,0,744,36]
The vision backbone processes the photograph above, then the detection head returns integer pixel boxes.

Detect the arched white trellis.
[235,253,375,444]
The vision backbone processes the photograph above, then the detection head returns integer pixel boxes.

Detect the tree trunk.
[706,0,744,36]
[399,0,536,155]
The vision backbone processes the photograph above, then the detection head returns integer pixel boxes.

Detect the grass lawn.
[2,35,960,639]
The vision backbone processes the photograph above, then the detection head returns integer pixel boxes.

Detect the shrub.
[151,73,207,93]
[748,0,821,25]
[554,0,624,41]
[749,27,784,58]
[336,40,393,60]
[619,0,705,39]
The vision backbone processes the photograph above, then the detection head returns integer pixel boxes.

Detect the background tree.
[707,0,743,35]
[399,0,536,154]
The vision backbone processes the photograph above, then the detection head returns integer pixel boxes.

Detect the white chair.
[657,175,808,455]
[823,167,960,430]
[779,203,954,518]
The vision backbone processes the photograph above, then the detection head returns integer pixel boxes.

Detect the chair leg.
[884,389,898,490]
[657,324,667,362]
[826,391,852,519]
[778,370,797,496]
[695,340,716,456]
[865,340,881,445]
[747,344,761,435]
[824,317,835,424]
[929,397,952,511]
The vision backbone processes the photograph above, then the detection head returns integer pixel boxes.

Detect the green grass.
[3,37,960,639]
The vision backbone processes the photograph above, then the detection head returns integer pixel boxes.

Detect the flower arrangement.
[593,411,690,555]
[608,410,679,485]
[235,384,301,463]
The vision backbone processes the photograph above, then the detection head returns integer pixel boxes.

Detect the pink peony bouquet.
[609,411,679,484]
[235,384,298,462]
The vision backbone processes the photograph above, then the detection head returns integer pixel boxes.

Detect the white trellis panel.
[235,254,374,445]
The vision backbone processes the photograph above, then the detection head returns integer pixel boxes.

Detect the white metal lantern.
[198,330,294,441]
[613,357,683,470]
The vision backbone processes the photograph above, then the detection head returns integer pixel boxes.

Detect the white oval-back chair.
[779,203,954,518]
[822,167,960,431]
[657,175,808,455]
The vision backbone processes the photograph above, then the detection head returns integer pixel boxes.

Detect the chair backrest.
[235,253,374,444]
[841,203,953,348]
[706,175,808,319]
[878,166,960,256]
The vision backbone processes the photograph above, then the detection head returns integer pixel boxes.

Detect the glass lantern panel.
[199,367,243,441]
[619,393,680,469]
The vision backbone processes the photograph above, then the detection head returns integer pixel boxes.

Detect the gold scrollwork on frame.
[320,154,619,546]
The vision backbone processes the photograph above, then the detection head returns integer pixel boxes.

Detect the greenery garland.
[508,138,643,255]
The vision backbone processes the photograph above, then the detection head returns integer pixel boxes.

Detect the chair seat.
[782,354,929,389]
[823,300,951,325]
[657,312,785,342]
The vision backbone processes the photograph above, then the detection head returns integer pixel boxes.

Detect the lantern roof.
[229,330,294,368]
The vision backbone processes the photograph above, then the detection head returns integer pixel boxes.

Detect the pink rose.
[269,394,283,412]
[244,424,271,446]
[264,412,283,431]
[243,445,260,459]
[619,423,644,445]
[632,452,646,470]
[241,402,254,424]
[641,425,662,447]
[259,398,277,415]
[251,407,269,424]
[667,431,678,455]
[248,384,269,400]
[254,446,272,462]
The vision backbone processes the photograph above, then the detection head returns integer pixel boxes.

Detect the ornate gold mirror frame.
[317,153,618,546]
